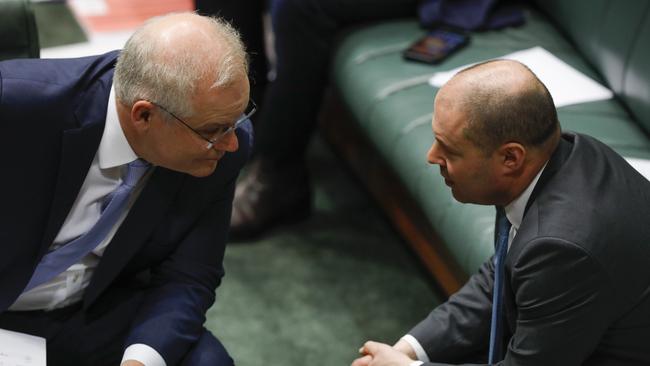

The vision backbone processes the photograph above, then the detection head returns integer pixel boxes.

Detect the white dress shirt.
[9,86,165,366]
[402,164,547,363]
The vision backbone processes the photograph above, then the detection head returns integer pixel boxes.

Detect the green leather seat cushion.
[0,0,39,60]
[332,6,650,274]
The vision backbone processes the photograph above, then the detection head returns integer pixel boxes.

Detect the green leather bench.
[324,0,650,295]
[0,0,39,60]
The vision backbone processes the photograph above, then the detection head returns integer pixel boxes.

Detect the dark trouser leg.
[254,0,419,163]
[230,0,418,239]
[179,329,234,366]
[194,0,269,105]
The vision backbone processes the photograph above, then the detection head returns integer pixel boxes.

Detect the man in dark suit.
[0,13,253,366]
[352,60,650,365]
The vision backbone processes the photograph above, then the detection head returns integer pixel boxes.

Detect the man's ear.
[130,100,155,132]
[498,142,526,174]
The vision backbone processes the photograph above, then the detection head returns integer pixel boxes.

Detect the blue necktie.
[24,159,150,292]
[488,206,511,364]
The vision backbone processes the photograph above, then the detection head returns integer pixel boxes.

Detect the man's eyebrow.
[198,120,233,130]
[435,135,450,149]
[436,136,459,153]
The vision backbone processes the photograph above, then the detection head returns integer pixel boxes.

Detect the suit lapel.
[83,167,185,308]
[38,81,112,263]
[504,134,575,335]
[524,135,574,215]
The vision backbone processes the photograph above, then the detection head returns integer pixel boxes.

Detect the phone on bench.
[403,28,469,64]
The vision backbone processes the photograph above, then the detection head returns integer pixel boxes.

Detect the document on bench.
[625,157,650,182]
[0,328,46,366]
[428,46,614,107]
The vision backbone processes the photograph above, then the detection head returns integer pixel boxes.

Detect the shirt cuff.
[121,344,166,366]
[409,362,424,366]
[401,334,430,363]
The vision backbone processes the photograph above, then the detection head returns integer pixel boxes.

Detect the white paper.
[625,158,650,182]
[428,46,614,107]
[0,328,46,366]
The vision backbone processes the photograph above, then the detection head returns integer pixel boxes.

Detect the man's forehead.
[198,77,249,108]
[433,90,462,122]
[193,92,248,127]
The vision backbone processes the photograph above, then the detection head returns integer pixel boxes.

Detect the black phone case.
[403,29,469,64]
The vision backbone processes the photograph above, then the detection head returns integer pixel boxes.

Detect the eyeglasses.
[149,99,256,149]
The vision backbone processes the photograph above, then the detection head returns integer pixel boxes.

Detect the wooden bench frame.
[319,88,467,298]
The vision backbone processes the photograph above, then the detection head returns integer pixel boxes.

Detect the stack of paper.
[0,328,46,366]
[428,46,614,108]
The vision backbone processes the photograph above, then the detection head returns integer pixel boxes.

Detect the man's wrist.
[121,344,166,366]
[399,335,429,362]
[121,361,144,366]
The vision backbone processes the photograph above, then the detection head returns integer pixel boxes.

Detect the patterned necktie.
[24,159,150,292]
[488,206,512,364]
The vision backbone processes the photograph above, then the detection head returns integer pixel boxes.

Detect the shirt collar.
[504,162,547,231]
[98,85,139,169]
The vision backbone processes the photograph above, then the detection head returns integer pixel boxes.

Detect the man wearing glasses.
[0,13,252,366]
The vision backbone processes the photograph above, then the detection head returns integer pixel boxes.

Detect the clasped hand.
[121,360,144,366]
[351,340,416,366]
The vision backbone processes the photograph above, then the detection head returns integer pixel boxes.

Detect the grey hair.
[113,13,248,118]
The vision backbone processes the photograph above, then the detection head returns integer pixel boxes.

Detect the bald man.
[353,60,650,365]
[0,13,253,366]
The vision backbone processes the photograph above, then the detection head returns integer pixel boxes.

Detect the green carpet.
[207,137,440,365]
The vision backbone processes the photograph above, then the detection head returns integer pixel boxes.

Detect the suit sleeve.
[124,122,253,365]
[500,238,612,365]
[409,256,495,363]
[414,238,613,366]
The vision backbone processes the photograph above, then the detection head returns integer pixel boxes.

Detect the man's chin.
[159,159,221,177]
[450,188,469,203]
[177,160,220,178]
[192,160,220,177]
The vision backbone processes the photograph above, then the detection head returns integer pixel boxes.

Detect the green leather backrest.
[0,0,39,60]
[622,11,650,134]
[534,0,650,134]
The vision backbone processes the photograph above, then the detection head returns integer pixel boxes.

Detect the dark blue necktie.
[24,159,150,292]
[489,206,511,364]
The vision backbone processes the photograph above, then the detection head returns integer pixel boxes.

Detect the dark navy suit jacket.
[409,134,650,365]
[0,51,252,364]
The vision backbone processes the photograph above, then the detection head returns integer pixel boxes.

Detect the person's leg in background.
[230,0,419,239]
[194,0,269,108]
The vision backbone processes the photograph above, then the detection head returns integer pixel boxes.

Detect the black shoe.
[229,158,311,241]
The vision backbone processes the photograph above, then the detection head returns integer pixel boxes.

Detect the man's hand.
[121,360,144,366]
[351,341,414,366]
[392,339,418,359]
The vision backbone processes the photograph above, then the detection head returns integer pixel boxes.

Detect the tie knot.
[123,159,151,187]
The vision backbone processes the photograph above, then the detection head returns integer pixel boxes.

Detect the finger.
[362,340,383,355]
[351,355,373,366]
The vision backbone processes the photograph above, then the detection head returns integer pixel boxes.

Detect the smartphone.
[403,29,469,64]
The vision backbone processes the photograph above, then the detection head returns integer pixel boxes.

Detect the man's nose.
[216,130,239,152]
[427,142,443,166]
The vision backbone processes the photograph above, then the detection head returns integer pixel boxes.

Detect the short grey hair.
[113,13,248,118]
